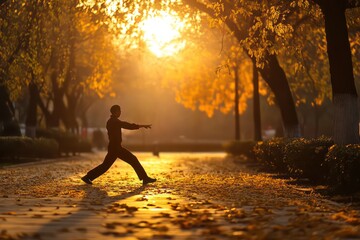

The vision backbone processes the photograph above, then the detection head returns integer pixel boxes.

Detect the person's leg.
[117,147,149,181]
[118,147,156,185]
[85,151,117,181]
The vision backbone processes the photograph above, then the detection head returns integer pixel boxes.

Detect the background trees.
[0,0,359,145]
[180,0,359,143]
[309,0,359,144]
[0,0,117,136]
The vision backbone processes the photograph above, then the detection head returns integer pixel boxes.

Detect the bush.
[92,129,106,150]
[325,144,360,192]
[36,128,92,155]
[32,138,60,157]
[223,140,257,159]
[77,139,93,152]
[0,120,21,136]
[0,137,59,159]
[253,138,292,172]
[283,137,333,182]
[253,136,360,193]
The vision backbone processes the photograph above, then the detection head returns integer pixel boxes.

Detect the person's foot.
[143,176,156,185]
[81,176,93,185]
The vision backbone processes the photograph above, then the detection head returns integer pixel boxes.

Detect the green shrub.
[253,138,292,172]
[252,136,360,193]
[284,137,333,182]
[0,120,21,136]
[34,138,60,157]
[223,140,257,159]
[92,129,106,150]
[77,139,93,152]
[0,137,59,159]
[36,128,91,155]
[325,144,360,192]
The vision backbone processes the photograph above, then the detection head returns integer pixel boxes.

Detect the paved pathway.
[0,152,360,239]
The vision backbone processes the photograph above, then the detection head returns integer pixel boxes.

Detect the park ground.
[0,152,360,240]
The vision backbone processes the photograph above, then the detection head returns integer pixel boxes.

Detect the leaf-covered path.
[0,152,359,239]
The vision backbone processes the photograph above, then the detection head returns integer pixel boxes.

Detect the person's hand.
[142,124,152,129]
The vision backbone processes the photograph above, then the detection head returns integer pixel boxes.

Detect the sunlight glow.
[80,0,194,57]
[140,11,186,57]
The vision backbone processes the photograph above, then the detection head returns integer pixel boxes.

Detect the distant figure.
[152,150,160,157]
[152,141,160,157]
[81,105,156,186]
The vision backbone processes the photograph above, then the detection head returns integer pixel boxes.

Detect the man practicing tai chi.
[81,104,156,185]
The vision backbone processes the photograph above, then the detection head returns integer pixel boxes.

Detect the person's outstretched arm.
[138,124,151,129]
[120,121,152,130]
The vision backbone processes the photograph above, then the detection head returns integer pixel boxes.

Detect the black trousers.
[86,146,147,181]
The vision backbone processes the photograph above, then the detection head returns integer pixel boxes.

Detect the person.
[81,104,156,186]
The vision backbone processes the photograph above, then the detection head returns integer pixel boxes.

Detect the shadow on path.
[29,184,145,239]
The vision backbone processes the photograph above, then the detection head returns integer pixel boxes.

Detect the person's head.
[110,105,121,117]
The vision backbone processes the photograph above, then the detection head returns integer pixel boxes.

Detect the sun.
[140,11,186,57]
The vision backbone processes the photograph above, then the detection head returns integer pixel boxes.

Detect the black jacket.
[107,115,139,148]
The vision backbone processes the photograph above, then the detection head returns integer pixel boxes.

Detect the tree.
[276,12,333,137]
[252,58,262,141]
[159,37,258,140]
[308,0,359,144]
[0,0,34,136]
[1,0,118,134]
[182,0,301,137]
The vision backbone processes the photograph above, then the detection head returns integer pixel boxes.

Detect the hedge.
[223,140,257,159]
[92,129,107,150]
[36,128,92,155]
[252,137,360,192]
[253,138,292,172]
[0,137,59,159]
[283,137,333,183]
[326,144,360,192]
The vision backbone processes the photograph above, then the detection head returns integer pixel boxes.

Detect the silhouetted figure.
[81,105,156,186]
[152,150,160,157]
[152,142,160,157]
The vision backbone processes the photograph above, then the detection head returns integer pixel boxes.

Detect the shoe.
[143,177,156,185]
[81,176,93,185]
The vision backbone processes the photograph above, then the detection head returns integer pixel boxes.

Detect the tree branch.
[182,0,247,41]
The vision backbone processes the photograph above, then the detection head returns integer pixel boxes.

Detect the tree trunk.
[257,54,301,138]
[46,70,62,129]
[234,66,240,141]
[25,82,38,138]
[0,85,21,136]
[333,94,359,144]
[65,100,79,134]
[314,104,319,138]
[320,1,359,144]
[61,29,79,134]
[252,61,262,141]
[34,86,56,129]
[0,85,13,123]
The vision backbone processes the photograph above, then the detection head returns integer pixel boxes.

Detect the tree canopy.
[0,0,359,143]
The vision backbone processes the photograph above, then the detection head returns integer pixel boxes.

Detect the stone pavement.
[0,152,360,240]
